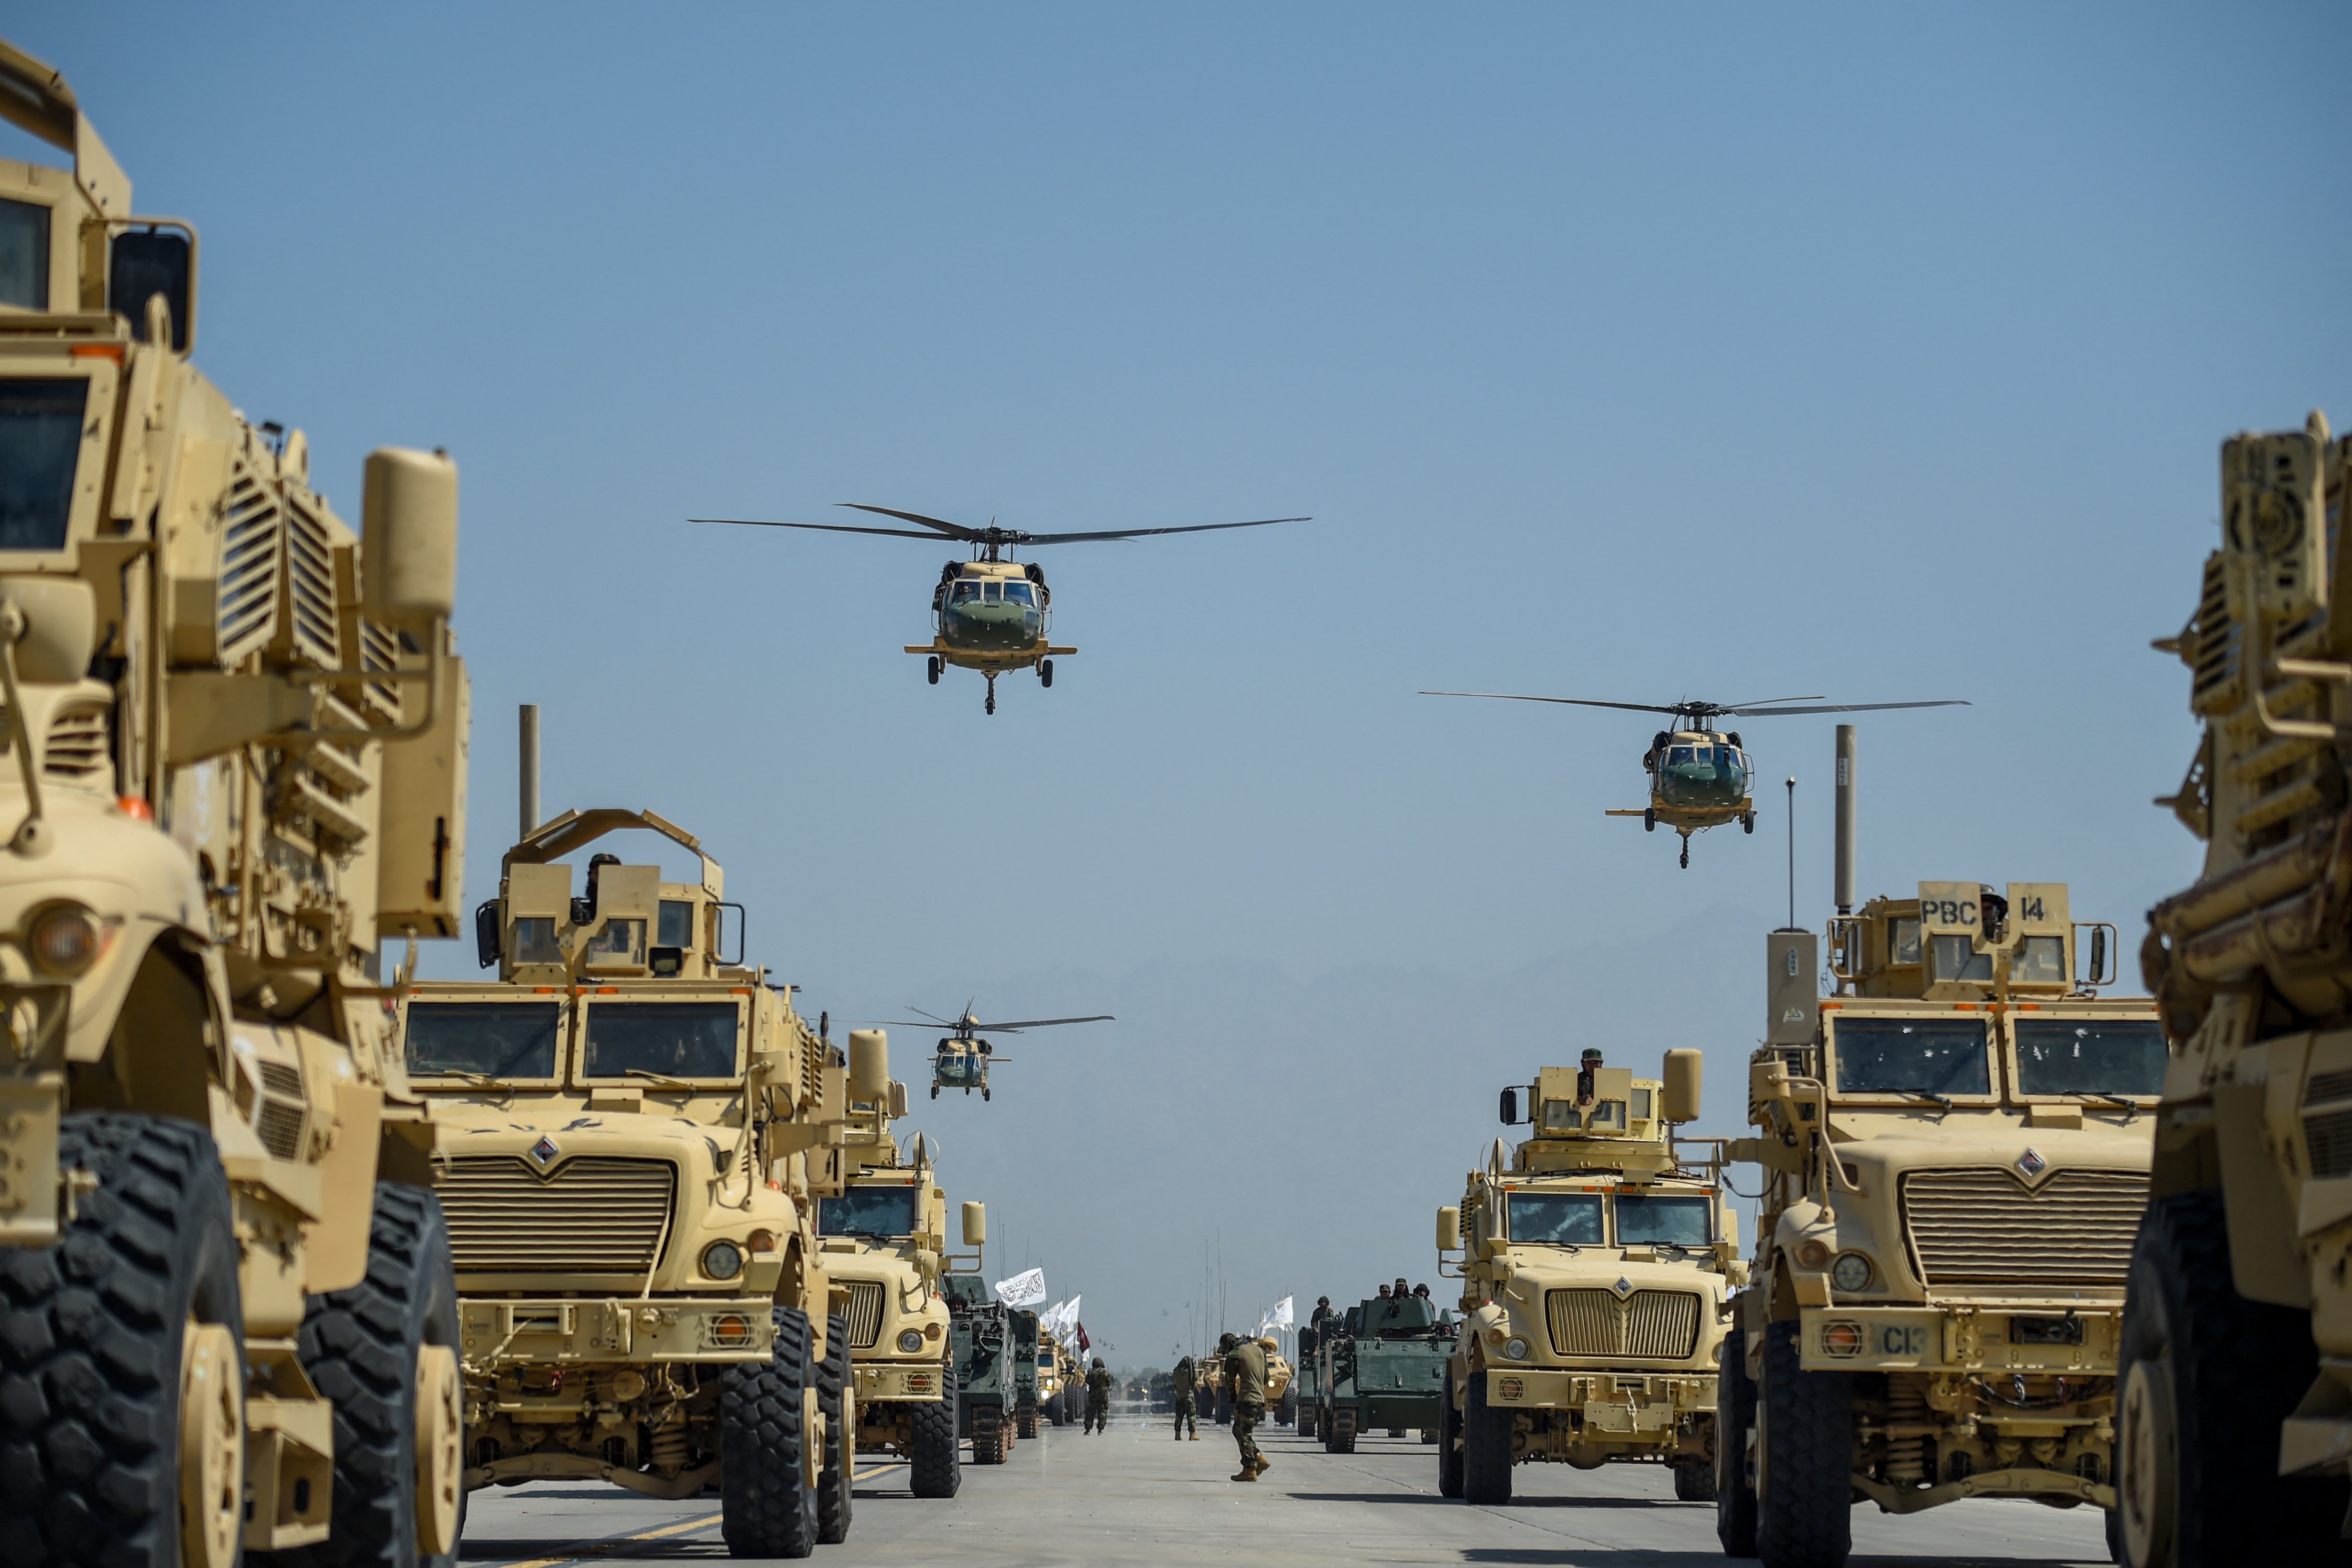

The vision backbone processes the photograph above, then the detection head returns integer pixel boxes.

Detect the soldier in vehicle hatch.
[1171,1355,1200,1440]
[1224,1333,1271,1481]
[1084,1357,1113,1433]
[1577,1046,1604,1103]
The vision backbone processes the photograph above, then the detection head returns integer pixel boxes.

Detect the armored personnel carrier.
[1316,1294,1454,1450]
[1296,1320,1328,1438]
[0,39,474,1567]
[1718,790,2161,1563]
[817,1029,966,1498]
[1010,1308,1044,1436]
[944,1270,1016,1460]
[1439,1051,1731,1505]
[2123,413,2352,1568]
[405,809,854,1557]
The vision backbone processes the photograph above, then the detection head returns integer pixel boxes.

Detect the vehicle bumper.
[853,1359,945,1404]
[457,1296,775,1366]
[1798,1303,2120,1374]
[1483,1368,1717,1461]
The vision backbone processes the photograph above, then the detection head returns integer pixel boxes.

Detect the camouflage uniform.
[1172,1356,1198,1438]
[1084,1361,1113,1433]
[1224,1334,1270,1481]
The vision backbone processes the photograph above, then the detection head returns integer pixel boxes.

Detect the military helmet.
[1091,1357,1105,1369]
[1256,1336,1276,1351]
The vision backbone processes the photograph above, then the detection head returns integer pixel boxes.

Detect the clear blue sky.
[11,3,2348,1356]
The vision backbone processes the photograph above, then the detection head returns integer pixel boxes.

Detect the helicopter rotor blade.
[1718,696,1826,712]
[1721,699,1973,717]
[967,1015,1115,1032]
[689,518,953,541]
[1017,517,1311,544]
[836,503,979,539]
[1419,692,1688,716]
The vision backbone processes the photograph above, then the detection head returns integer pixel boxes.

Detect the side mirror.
[849,1029,889,1102]
[473,900,500,969]
[962,1201,986,1249]
[109,226,195,352]
[1662,1049,1703,1124]
[1436,1207,1460,1252]
[362,448,458,629]
[1498,1087,1518,1126]
[2075,923,2116,987]
[888,1081,909,1119]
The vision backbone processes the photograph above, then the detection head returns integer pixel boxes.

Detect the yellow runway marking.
[855,1459,909,1481]
[498,1511,721,1568]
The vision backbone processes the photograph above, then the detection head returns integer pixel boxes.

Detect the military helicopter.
[869,1003,1115,1101]
[692,504,1309,714]
[1419,691,1969,867]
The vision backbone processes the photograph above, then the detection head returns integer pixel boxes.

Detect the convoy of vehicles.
[1439,1053,1733,1506]
[408,810,855,1555]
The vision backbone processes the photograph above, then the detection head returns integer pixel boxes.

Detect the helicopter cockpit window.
[1002,581,1035,607]
[949,580,981,604]
[1507,1192,1604,1247]
[1667,746,1695,767]
[818,1185,921,1239]
[582,1001,739,1080]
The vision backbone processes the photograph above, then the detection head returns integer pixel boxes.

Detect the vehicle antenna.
[1785,776,1797,931]
[519,703,540,840]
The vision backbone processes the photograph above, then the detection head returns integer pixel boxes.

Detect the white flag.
[993,1267,1047,1308]
[1258,1295,1294,1334]
[1056,1294,1082,1336]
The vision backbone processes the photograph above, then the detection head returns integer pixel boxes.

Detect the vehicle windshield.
[0,379,88,552]
[2013,1017,2168,1098]
[1616,1194,1713,1246]
[581,1001,739,1079]
[1002,581,1035,606]
[1831,1016,1991,1096]
[1508,1192,1604,1246]
[949,580,980,603]
[405,1001,563,1079]
[818,1184,921,1237]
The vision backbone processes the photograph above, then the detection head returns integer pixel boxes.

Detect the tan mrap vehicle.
[816,1028,965,1498]
[1717,871,2163,1565]
[0,38,476,1568]
[2123,413,2352,1568]
[1436,1051,1732,1505]
[404,808,854,1557]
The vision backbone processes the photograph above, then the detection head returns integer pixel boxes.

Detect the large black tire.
[1756,1320,1850,1568]
[1437,1368,1465,1498]
[909,1360,960,1498]
[1277,1385,1296,1426]
[2117,1190,2352,1568]
[275,1182,463,1568]
[1676,1461,1718,1502]
[720,1307,819,1559]
[1717,1328,1759,1557]
[1461,1364,1512,1504]
[1328,1405,1357,1454]
[0,1113,243,1568]
[816,1313,852,1546]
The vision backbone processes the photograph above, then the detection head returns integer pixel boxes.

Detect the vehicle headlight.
[702,1241,744,1280]
[27,903,100,977]
[1794,1239,1831,1271]
[898,1329,927,1354]
[1830,1251,1874,1292]
[1503,1336,1531,1361]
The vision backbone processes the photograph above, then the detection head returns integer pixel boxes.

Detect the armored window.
[2010,934,2066,986]
[583,917,645,967]
[1589,1099,1627,1131]
[404,1001,563,1079]
[2012,1017,2167,1099]
[1540,1098,1579,1131]
[583,1001,739,1079]
[1506,1192,1603,1247]
[819,1185,921,1238]
[1630,1088,1653,1121]
[1829,1016,1990,1097]
[1889,917,1921,966]
[0,378,87,552]
[511,916,561,965]
[1930,934,1993,982]
[0,199,48,311]
[658,899,696,948]
[1615,1194,1712,1246]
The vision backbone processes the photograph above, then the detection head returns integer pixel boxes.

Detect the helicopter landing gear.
[1039,659,1053,688]
[984,673,997,715]
[927,655,940,685]
[982,1086,990,1102]
[930,1084,939,1100]
[1742,812,1755,833]
[1679,836,1691,870]
[1643,808,1655,832]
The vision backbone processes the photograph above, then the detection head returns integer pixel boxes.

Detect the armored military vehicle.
[1316,1294,1454,1450]
[1010,1308,1045,1435]
[817,1030,967,1498]
[406,809,854,1556]
[1438,1051,1731,1506]
[2122,413,2352,1568]
[1718,762,2162,1564]
[944,1271,1017,1460]
[1039,1328,1073,1424]
[1296,1321,1327,1438]
[0,39,475,1567]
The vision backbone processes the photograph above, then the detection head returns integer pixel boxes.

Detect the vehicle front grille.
[845,1281,885,1349]
[41,708,109,785]
[1544,1289,1701,1359]
[1899,1167,2148,1288]
[440,1155,677,1274]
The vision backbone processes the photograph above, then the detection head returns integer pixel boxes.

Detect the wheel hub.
[2118,1353,2177,1567]
[180,1321,244,1568]
[414,1344,463,1556]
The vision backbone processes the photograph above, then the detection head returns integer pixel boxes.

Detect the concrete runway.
[457,1406,2115,1568]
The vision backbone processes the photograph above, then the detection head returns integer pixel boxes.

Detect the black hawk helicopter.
[868,1003,1115,1100]
[692,504,1309,714]
[1419,692,1969,867]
